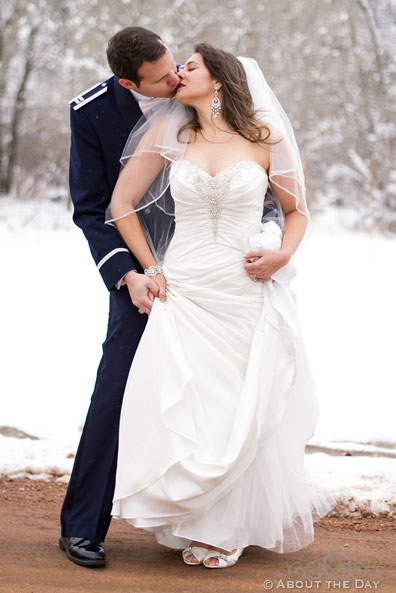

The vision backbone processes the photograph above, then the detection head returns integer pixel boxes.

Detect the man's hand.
[124,270,159,315]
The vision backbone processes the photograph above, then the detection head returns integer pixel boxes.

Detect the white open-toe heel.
[203,547,244,569]
[182,545,210,565]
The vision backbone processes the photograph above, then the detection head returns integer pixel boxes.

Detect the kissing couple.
[60,26,334,570]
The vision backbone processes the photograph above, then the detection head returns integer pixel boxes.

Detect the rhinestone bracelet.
[144,265,163,277]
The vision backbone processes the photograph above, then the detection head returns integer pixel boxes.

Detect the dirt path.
[0,478,395,593]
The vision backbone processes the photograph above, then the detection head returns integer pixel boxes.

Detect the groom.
[59,26,180,567]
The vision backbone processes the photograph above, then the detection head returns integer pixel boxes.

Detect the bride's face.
[175,53,219,105]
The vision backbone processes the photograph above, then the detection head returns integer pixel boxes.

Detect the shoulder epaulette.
[69,81,108,111]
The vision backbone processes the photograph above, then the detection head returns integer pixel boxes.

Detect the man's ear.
[118,78,137,91]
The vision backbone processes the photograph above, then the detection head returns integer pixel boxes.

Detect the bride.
[108,43,334,569]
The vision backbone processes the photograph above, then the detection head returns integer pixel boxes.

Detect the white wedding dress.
[112,159,334,553]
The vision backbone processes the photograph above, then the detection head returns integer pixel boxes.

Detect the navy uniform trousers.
[61,77,148,542]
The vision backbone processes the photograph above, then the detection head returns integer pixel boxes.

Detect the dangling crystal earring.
[211,87,221,119]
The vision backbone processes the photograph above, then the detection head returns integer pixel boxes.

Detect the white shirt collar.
[130,89,153,102]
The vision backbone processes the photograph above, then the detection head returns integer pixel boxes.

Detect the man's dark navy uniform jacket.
[69,77,143,287]
[61,77,148,542]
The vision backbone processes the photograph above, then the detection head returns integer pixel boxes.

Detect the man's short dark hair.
[106,26,167,86]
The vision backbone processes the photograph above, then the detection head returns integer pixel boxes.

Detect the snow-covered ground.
[1,198,395,517]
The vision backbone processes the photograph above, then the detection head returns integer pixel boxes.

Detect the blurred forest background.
[1,0,395,231]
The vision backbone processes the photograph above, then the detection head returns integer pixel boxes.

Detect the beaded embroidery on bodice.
[171,159,267,242]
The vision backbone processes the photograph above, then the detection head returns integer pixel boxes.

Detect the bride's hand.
[244,249,291,282]
[152,273,167,302]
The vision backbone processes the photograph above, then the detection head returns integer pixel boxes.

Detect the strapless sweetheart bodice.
[169,159,268,248]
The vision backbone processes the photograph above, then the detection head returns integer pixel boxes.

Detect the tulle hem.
[114,464,336,554]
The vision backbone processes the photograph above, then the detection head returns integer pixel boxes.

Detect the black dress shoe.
[59,536,106,567]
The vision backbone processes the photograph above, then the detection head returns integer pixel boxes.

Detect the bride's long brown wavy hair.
[178,43,271,144]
